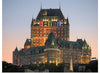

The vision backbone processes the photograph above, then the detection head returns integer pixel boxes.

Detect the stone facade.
[31,8,69,47]
[13,8,91,66]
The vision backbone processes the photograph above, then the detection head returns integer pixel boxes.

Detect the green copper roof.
[16,33,91,56]
[45,32,58,46]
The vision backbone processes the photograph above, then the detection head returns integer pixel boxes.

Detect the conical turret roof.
[15,46,18,52]
[45,32,58,46]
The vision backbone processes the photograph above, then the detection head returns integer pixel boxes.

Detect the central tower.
[31,8,69,47]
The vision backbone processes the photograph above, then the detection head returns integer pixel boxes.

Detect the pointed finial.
[67,17,69,24]
[84,39,87,44]
[40,2,42,9]
[32,17,34,20]
[31,17,34,25]
[67,16,68,19]
[32,15,34,20]
[84,38,86,41]
[59,2,61,9]
[32,17,33,20]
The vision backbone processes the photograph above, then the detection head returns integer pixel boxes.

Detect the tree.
[28,64,38,71]
[86,60,98,72]
[39,63,45,71]
[57,63,65,72]
[2,61,24,72]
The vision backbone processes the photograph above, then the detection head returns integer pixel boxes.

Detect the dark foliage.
[27,64,38,71]
[2,61,24,72]
[25,62,65,72]
[86,60,98,72]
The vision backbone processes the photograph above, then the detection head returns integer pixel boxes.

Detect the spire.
[31,18,34,26]
[59,2,61,9]
[15,46,18,52]
[40,2,42,10]
[84,39,86,43]
[84,39,87,44]
[67,17,69,24]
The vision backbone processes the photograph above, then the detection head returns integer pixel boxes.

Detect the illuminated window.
[64,21,66,24]
[82,57,86,59]
[39,21,43,26]
[33,21,36,25]
[74,57,77,59]
[43,21,48,26]
[52,21,57,26]
[65,56,68,58]
[57,20,61,26]
[43,11,47,15]
[40,34,42,36]
[50,20,52,26]
[40,31,42,33]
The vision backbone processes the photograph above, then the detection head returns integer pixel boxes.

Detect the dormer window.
[43,11,47,15]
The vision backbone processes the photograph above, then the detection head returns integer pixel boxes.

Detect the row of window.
[65,56,81,59]
[32,28,67,31]
[64,51,81,55]
[32,33,66,37]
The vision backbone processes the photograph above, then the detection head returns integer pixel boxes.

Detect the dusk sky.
[2,0,98,63]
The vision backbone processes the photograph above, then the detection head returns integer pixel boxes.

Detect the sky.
[2,0,98,63]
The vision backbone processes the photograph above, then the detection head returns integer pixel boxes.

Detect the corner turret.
[67,17,69,25]
[24,39,31,51]
[15,46,18,52]
[13,46,19,65]
[31,18,34,26]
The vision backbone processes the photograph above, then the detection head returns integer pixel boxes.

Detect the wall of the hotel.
[16,47,91,66]
[31,24,69,47]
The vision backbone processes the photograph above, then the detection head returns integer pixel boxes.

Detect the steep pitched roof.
[23,46,45,55]
[58,39,84,49]
[36,8,65,19]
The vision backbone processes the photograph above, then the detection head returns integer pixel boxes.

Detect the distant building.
[13,8,91,66]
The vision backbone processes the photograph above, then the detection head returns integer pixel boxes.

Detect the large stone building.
[13,8,91,66]
[31,8,69,47]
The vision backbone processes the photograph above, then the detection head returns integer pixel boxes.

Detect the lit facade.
[31,8,69,47]
[13,8,91,66]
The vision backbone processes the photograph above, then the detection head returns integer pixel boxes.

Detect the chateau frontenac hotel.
[13,8,91,66]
